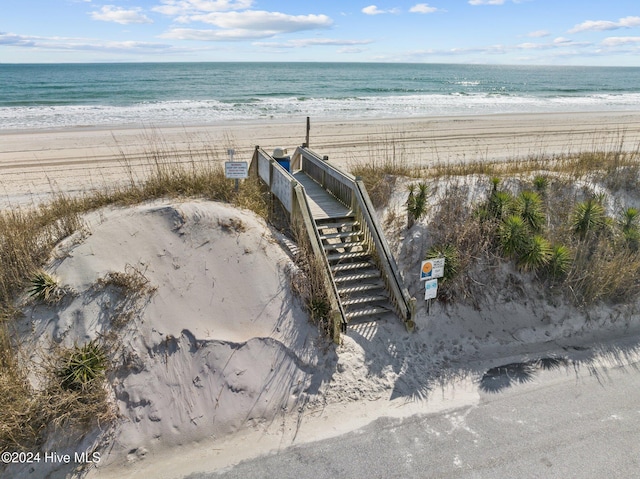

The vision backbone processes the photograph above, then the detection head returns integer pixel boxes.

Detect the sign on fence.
[420,257,445,281]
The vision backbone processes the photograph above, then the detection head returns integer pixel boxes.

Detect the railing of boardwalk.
[290,147,416,330]
[250,146,346,341]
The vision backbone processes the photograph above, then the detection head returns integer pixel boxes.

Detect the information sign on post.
[224,161,248,179]
[424,279,438,300]
[420,257,445,281]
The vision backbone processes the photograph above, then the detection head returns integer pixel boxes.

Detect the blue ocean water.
[1,62,640,130]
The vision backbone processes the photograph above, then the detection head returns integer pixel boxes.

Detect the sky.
[2,0,640,65]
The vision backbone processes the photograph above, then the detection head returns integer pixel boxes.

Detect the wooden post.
[305,117,310,147]
[249,145,259,178]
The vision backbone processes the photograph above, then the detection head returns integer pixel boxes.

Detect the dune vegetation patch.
[0,147,269,458]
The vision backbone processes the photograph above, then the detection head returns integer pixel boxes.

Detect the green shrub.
[57,340,107,392]
[407,182,429,228]
[532,175,549,194]
[546,244,572,279]
[499,215,529,257]
[618,207,640,233]
[518,235,552,272]
[516,190,545,233]
[572,198,607,240]
[27,271,62,304]
[488,190,514,221]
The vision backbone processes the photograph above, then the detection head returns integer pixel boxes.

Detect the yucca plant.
[516,190,545,233]
[532,175,549,195]
[571,198,607,240]
[407,182,429,228]
[488,190,514,221]
[499,215,529,257]
[618,207,640,233]
[518,235,552,272]
[546,244,572,279]
[57,340,107,392]
[27,270,61,304]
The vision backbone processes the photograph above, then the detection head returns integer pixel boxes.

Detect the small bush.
[56,340,107,392]
[406,182,429,228]
[27,271,63,304]
[499,215,529,257]
[546,244,572,279]
[518,235,552,273]
[516,190,545,233]
[532,175,549,194]
[488,190,514,221]
[572,198,607,240]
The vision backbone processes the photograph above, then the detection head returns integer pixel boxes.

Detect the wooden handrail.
[251,146,346,339]
[251,145,414,331]
[295,147,415,325]
[292,184,347,339]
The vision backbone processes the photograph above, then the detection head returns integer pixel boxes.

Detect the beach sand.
[5,111,640,478]
[3,111,640,207]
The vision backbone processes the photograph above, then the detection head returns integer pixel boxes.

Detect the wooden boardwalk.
[293,171,351,220]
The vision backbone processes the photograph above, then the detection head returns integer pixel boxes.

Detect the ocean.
[1,62,640,130]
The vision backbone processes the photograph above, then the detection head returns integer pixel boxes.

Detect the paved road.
[191,359,640,479]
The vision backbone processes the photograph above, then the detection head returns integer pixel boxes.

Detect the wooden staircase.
[316,215,394,324]
[251,145,415,338]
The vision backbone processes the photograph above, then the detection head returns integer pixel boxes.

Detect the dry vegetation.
[353,137,640,310]
[3,132,640,458]
[0,145,269,456]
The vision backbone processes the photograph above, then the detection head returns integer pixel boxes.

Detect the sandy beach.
[3,111,640,207]
[5,111,640,478]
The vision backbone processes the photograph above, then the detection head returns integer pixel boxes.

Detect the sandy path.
[2,111,640,207]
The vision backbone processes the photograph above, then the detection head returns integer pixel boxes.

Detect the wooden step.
[320,231,362,241]
[315,219,359,231]
[334,271,380,283]
[337,282,385,295]
[331,261,373,272]
[345,306,392,320]
[323,241,366,252]
[327,251,370,262]
[342,294,388,306]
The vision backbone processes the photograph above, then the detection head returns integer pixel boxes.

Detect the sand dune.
[5,112,640,478]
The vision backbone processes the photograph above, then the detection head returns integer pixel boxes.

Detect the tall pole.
[305,116,310,148]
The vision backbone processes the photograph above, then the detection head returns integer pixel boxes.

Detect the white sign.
[420,257,445,281]
[424,279,438,300]
[225,161,248,179]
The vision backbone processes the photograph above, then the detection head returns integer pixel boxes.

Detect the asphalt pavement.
[189,356,640,479]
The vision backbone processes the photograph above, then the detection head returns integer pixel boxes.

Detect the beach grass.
[0,143,268,454]
[2,132,640,454]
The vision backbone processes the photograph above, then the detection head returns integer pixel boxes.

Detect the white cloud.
[526,30,550,38]
[161,28,268,40]
[90,5,153,24]
[0,31,180,54]
[362,5,400,15]
[601,36,640,47]
[254,38,373,49]
[153,0,254,16]
[189,11,331,30]
[160,10,332,41]
[569,16,640,34]
[516,37,589,50]
[410,4,438,14]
